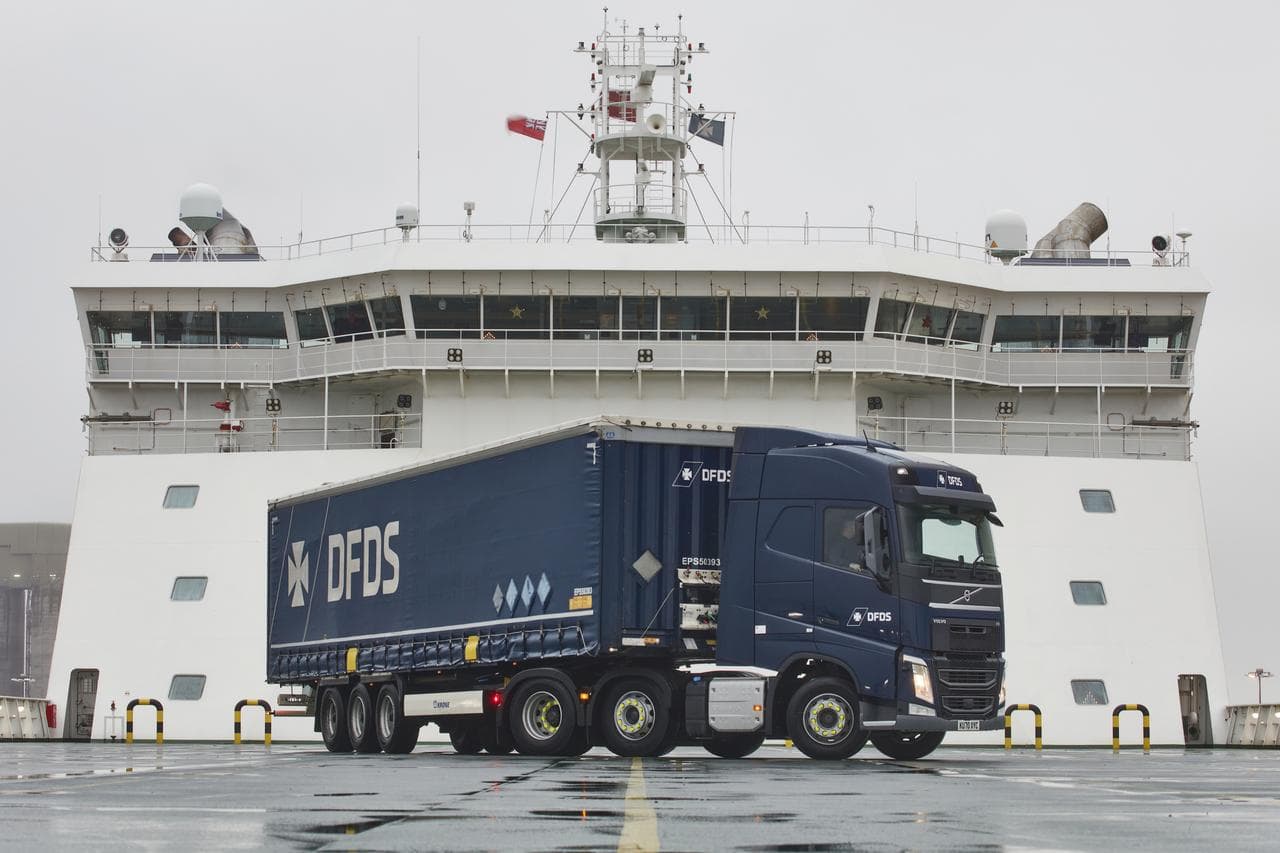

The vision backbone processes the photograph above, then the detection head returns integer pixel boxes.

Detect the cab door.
[752,501,816,668]
[812,504,900,702]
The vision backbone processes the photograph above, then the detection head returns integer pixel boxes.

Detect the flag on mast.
[506,115,547,141]
[688,113,726,146]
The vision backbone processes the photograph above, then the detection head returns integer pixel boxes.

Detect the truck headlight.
[998,667,1007,708]
[904,655,934,704]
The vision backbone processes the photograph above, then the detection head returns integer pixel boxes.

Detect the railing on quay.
[88,223,1189,267]
[85,329,1195,390]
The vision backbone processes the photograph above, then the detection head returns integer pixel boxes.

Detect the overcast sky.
[1,1,1276,703]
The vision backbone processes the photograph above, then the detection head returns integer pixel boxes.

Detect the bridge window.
[1128,315,1192,351]
[1062,315,1123,350]
[326,302,373,342]
[992,315,1060,351]
[410,295,480,339]
[1069,581,1107,605]
[87,310,151,347]
[949,310,985,346]
[220,312,287,348]
[485,295,549,339]
[1079,489,1115,513]
[873,299,912,339]
[154,311,215,346]
[294,307,329,344]
[555,296,620,340]
[905,305,954,345]
[730,297,796,340]
[367,296,405,338]
[660,297,726,340]
[622,296,657,340]
[162,485,200,508]
[799,296,869,341]
[1070,679,1109,705]
[171,576,208,601]
[168,674,207,701]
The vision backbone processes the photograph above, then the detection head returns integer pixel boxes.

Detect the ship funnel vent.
[1031,202,1107,259]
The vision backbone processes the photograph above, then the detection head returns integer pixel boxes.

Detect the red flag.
[506,115,547,141]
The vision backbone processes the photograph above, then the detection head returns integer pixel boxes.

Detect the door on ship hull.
[1178,673,1212,747]
[65,668,98,741]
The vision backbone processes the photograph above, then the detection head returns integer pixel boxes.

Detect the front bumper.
[890,712,1004,732]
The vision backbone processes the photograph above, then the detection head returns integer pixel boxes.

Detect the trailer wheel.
[600,679,673,758]
[374,684,419,754]
[869,730,945,760]
[786,677,863,760]
[347,684,380,754]
[449,725,485,755]
[509,679,578,755]
[483,724,514,755]
[320,688,352,753]
[703,731,766,759]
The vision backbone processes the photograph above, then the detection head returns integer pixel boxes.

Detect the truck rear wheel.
[449,725,485,754]
[600,679,673,758]
[870,730,945,760]
[320,688,352,753]
[509,678,579,756]
[374,684,419,754]
[347,684,380,753]
[786,677,863,760]
[703,731,765,759]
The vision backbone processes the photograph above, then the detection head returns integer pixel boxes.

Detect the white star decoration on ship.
[510,305,525,319]
[756,306,770,320]
[287,541,309,607]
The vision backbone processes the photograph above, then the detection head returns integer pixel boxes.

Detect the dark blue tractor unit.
[267,419,1005,760]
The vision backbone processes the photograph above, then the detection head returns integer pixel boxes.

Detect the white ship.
[47,17,1225,747]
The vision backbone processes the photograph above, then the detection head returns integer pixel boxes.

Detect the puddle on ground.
[529,809,625,820]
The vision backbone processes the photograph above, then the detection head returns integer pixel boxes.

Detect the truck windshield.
[896,503,998,568]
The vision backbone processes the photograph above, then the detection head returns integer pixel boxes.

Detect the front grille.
[928,564,999,584]
[937,668,997,689]
[942,696,994,715]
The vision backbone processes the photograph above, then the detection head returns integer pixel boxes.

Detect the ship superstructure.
[48,18,1225,746]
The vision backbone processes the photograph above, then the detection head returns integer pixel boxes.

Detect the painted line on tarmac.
[617,757,659,852]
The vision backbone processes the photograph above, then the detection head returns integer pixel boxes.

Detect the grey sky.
[1,1,1276,702]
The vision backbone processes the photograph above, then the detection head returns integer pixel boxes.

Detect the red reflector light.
[486,691,503,709]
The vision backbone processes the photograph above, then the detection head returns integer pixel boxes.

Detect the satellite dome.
[395,202,419,230]
[179,183,224,233]
[985,209,1028,261]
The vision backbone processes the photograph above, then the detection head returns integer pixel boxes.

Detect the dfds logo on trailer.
[286,521,402,607]
[673,461,732,488]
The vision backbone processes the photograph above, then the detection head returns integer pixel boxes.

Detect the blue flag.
[688,113,726,146]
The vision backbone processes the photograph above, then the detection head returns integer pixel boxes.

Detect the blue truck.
[267,418,1005,760]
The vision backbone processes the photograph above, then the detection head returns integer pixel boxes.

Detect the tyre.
[508,678,579,755]
[449,725,485,754]
[320,688,352,753]
[786,677,863,760]
[703,731,765,759]
[483,724,515,755]
[374,684,419,754]
[600,678,674,758]
[347,683,380,754]
[869,730,945,760]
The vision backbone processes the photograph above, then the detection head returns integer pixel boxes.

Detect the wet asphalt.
[1,742,1278,851]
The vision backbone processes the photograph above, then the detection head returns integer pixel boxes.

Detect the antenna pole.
[416,35,422,241]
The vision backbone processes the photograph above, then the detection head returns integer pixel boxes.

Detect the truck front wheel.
[509,678,579,756]
[347,684,380,753]
[703,731,765,759]
[786,677,863,760]
[374,684,419,754]
[869,730,945,760]
[600,679,673,758]
[320,688,352,753]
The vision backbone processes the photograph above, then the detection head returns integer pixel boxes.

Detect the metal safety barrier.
[125,698,164,744]
[1111,703,1150,752]
[1004,703,1042,750]
[0,696,51,740]
[1223,704,1280,746]
[233,699,273,746]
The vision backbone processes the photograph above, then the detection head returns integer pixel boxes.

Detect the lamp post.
[1246,668,1273,705]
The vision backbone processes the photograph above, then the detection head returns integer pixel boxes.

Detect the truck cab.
[716,427,1006,759]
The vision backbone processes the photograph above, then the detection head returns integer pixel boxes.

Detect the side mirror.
[860,507,891,581]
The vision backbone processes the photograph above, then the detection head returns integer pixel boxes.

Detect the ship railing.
[84,330,1194,390]
[84,412,424,456]
[857,414,1194,461]
[87,225,1189,266]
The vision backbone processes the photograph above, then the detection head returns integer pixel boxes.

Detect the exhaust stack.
[1030,202,1107,259]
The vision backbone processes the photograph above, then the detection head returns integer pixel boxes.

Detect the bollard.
[1111,703,1150,753]
[233,699,274,746]
[1003,703,1042,750]
[125,698,164,744]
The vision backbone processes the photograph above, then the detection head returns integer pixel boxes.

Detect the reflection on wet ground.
[1,743,1278,851]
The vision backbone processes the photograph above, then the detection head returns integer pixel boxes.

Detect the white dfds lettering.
[327,521,400,602]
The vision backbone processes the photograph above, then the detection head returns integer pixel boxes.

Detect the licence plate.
[957,720,980,732]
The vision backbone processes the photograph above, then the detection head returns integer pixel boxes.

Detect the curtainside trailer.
[267,418,1006,760]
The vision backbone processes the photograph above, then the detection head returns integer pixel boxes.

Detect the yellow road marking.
[617,756,659,852]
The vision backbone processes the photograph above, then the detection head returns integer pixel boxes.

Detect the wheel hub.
[613,691,656,740]
[805,694,851,743]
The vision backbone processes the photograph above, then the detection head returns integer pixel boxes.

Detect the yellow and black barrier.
[233,699,273,746]
[1003,703,1043,750]
[125,698,164,744]
[1111,703,1150,753]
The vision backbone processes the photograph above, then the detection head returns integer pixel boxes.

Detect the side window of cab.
[822,506,871,572]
